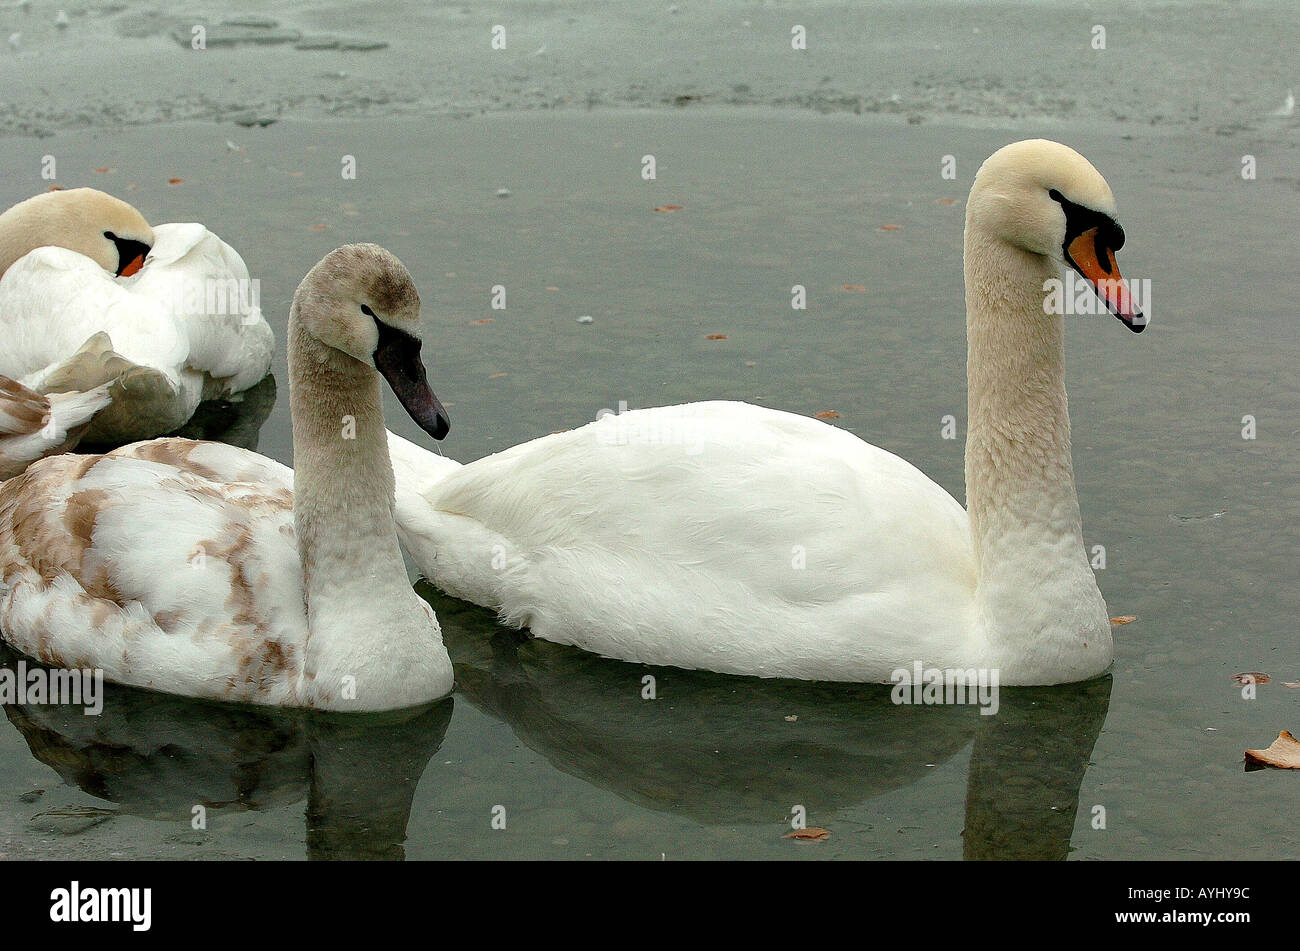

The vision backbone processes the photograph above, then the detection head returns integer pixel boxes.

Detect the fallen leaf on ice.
[1245,731,1300,769]
[815,410,841,420]
[1233,672,1270,685]
[784,827,830,840]
[1109,616,1136,625]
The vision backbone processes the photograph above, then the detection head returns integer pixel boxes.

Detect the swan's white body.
[389,398,1106,684]
[0,375,111,480]
[0,245,453,710]
[0,223,273,442]
[389,406,983,681]
[0,440,311,703]
[390,140,1141,686]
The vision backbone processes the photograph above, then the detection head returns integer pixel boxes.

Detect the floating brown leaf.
[744,361,757,367]
[469,318,495,326]
[936,198,958,205]
[881,224,901,231]
[784,827,830,840]
[653,204,684,213]
[1110,616,1136,625]
[489,372,508,379]
[93,167,112,174]
[705,333,727,340]
[840,284,867,292]
[168,178,183,185]
[310,224,328,231]
[546,286,559,291]
[1233,672,1270,685]
[815,410,841,420]
[1245,731,1300,769]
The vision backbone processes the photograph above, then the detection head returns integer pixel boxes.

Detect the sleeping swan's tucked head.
[967,138,1143,332]
[292,243,450,440]
[0,187,155,279]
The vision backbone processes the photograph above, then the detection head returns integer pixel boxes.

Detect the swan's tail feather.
[0,378,112,480]
[34,331,132,394]
[45,385,114,432]
[35,332,182,444]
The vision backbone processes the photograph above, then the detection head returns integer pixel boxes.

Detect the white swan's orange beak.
[109,235,152,278]
[118,253,146,278]
[1065,228,1145,333]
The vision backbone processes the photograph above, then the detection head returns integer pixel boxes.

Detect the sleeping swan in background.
[0,245,454,710]
[0,188,274,443]
[387,139,1145,687]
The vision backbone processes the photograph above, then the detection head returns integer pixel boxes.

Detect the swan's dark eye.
[1048,188,1123,252]
[361,304,377,318]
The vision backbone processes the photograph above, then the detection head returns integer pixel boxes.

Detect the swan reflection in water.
[165,372,278,453]
[0,645,451,860]
[0,586,1111,861]
[423,582,1113,861]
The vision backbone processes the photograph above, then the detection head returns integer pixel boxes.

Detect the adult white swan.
[0,245,454,710]
[0,188,274,443]
[388,139,1144,686]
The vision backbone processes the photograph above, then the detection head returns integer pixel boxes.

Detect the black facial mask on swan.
[373,319,451,440]
[1049,189,1145,333]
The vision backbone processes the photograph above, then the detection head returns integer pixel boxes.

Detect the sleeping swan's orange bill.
[1065,227,1145,332]
[118,253,146,278]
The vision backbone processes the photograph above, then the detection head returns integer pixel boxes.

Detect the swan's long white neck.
[287,310,446,709]
[962,227,1111,681]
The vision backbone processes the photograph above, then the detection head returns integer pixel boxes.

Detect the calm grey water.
[0,0,1296,860]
